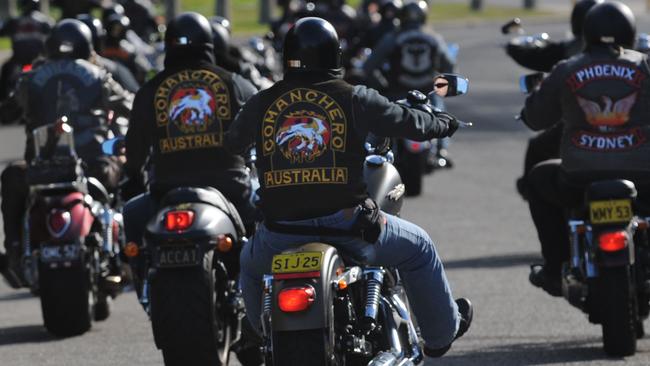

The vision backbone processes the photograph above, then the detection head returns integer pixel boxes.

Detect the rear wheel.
[151,252,230,366]
[595,266,638,356]
[39,265,93,337]
[270,255,340,366]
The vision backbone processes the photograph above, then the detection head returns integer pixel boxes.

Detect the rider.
[75,14,140,93]
[509,0,603,199]
[0,19,133,288]
[101,13,151,84]
[0,0,54,102]
[521,1,650,296]
[225,17,472,358]
[363,0,456,168]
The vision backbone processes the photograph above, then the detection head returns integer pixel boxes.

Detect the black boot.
[529,264,562,297]
[423,298,473,357]
[0,243,23,289]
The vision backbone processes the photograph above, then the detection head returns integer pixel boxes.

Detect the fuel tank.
[363,156,405,216]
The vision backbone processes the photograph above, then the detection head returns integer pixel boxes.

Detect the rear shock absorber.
[362,268,385,332]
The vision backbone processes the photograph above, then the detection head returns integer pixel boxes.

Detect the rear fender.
[271,243,343,332]
[31,192,94,243]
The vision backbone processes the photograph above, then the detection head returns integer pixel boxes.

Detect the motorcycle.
[101,139,260,365]
[260,74,470,366]
[519,74,650,356]
[21,117,123,337]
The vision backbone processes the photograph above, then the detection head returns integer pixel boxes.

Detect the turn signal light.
[599,231,628,252]
[124,242,139,258]
[216,234,233,252]
[278,286,315,312]
[165,210,194,231]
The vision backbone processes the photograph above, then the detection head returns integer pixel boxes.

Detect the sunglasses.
[434,83,449,88]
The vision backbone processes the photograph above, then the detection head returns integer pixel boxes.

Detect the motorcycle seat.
[585,179,637,202]
[160,187,246,238]
[87,176,111,204]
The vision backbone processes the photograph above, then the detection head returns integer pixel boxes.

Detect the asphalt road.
[4,14,650,366]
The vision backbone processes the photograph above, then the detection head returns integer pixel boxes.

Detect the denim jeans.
[240,208,460,348]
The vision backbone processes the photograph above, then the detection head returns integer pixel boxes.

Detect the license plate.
[590,199,633,224]
[272,252,323,274]
[156,245,200,268]
[40,243,80,263]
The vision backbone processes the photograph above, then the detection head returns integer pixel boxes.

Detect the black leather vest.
[255,77,367,220]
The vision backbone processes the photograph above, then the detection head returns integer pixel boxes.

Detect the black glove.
[434,110,460,137]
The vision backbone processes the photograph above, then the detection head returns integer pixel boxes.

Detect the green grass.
[180,0,556,34]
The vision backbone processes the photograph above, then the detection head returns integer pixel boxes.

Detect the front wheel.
[398,150,425,197]
[39,265,93,337]
[595,266,638,356]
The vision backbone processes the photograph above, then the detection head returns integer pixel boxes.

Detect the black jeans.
[519,123,563,198]
[527,159,650,276]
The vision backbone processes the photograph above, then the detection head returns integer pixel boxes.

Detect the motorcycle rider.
[521,1,650,296]
[510,0,603,199]
[121,12,259,363]
[363,0,456,168]
[0,19,133,288]
[210,20,272,90]
[76,14,140,93]
[225,17,473,357]
[0,0,54,102]
[102,13,151,84]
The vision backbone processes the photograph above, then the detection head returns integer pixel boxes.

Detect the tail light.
[599,231,628,252]
[47,210,71,238]
[165,210,194,231]
[278,286,315,312]
[22,64,32,72]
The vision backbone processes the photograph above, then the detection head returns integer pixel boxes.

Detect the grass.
[179,0,556,35]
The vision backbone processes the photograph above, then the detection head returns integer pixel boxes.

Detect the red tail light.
[278,286,315,312]
[22,64,32,72]
[165,210,194,231]
[599,231,628,252]
[47,210,71,238]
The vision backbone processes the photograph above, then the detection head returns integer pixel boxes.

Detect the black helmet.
[210,16,232,34]
[45,19,93,60]
[379,0,403,20]
[583,1,636,49]
[570,0,603,37]
[165,12,213,51]
[106,14,130,41]
[19,0,40,14]
[210,21,230,56]
[76,14,105,52]
[400,0,427,27]
[102,3,125,24]
[283,17,341,70]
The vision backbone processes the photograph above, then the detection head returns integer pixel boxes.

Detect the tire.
[270,255,340,366]
[398,151,424,197]
[39,265,93,337]
[150,251,230,366]
[94,294,111,321]
[595,266,638,357]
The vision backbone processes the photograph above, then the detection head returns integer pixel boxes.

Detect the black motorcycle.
[102,139,260,365]
[260,74,470,365]
[560,180,650,356]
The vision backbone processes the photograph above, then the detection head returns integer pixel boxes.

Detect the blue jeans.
[240,208,460,348]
